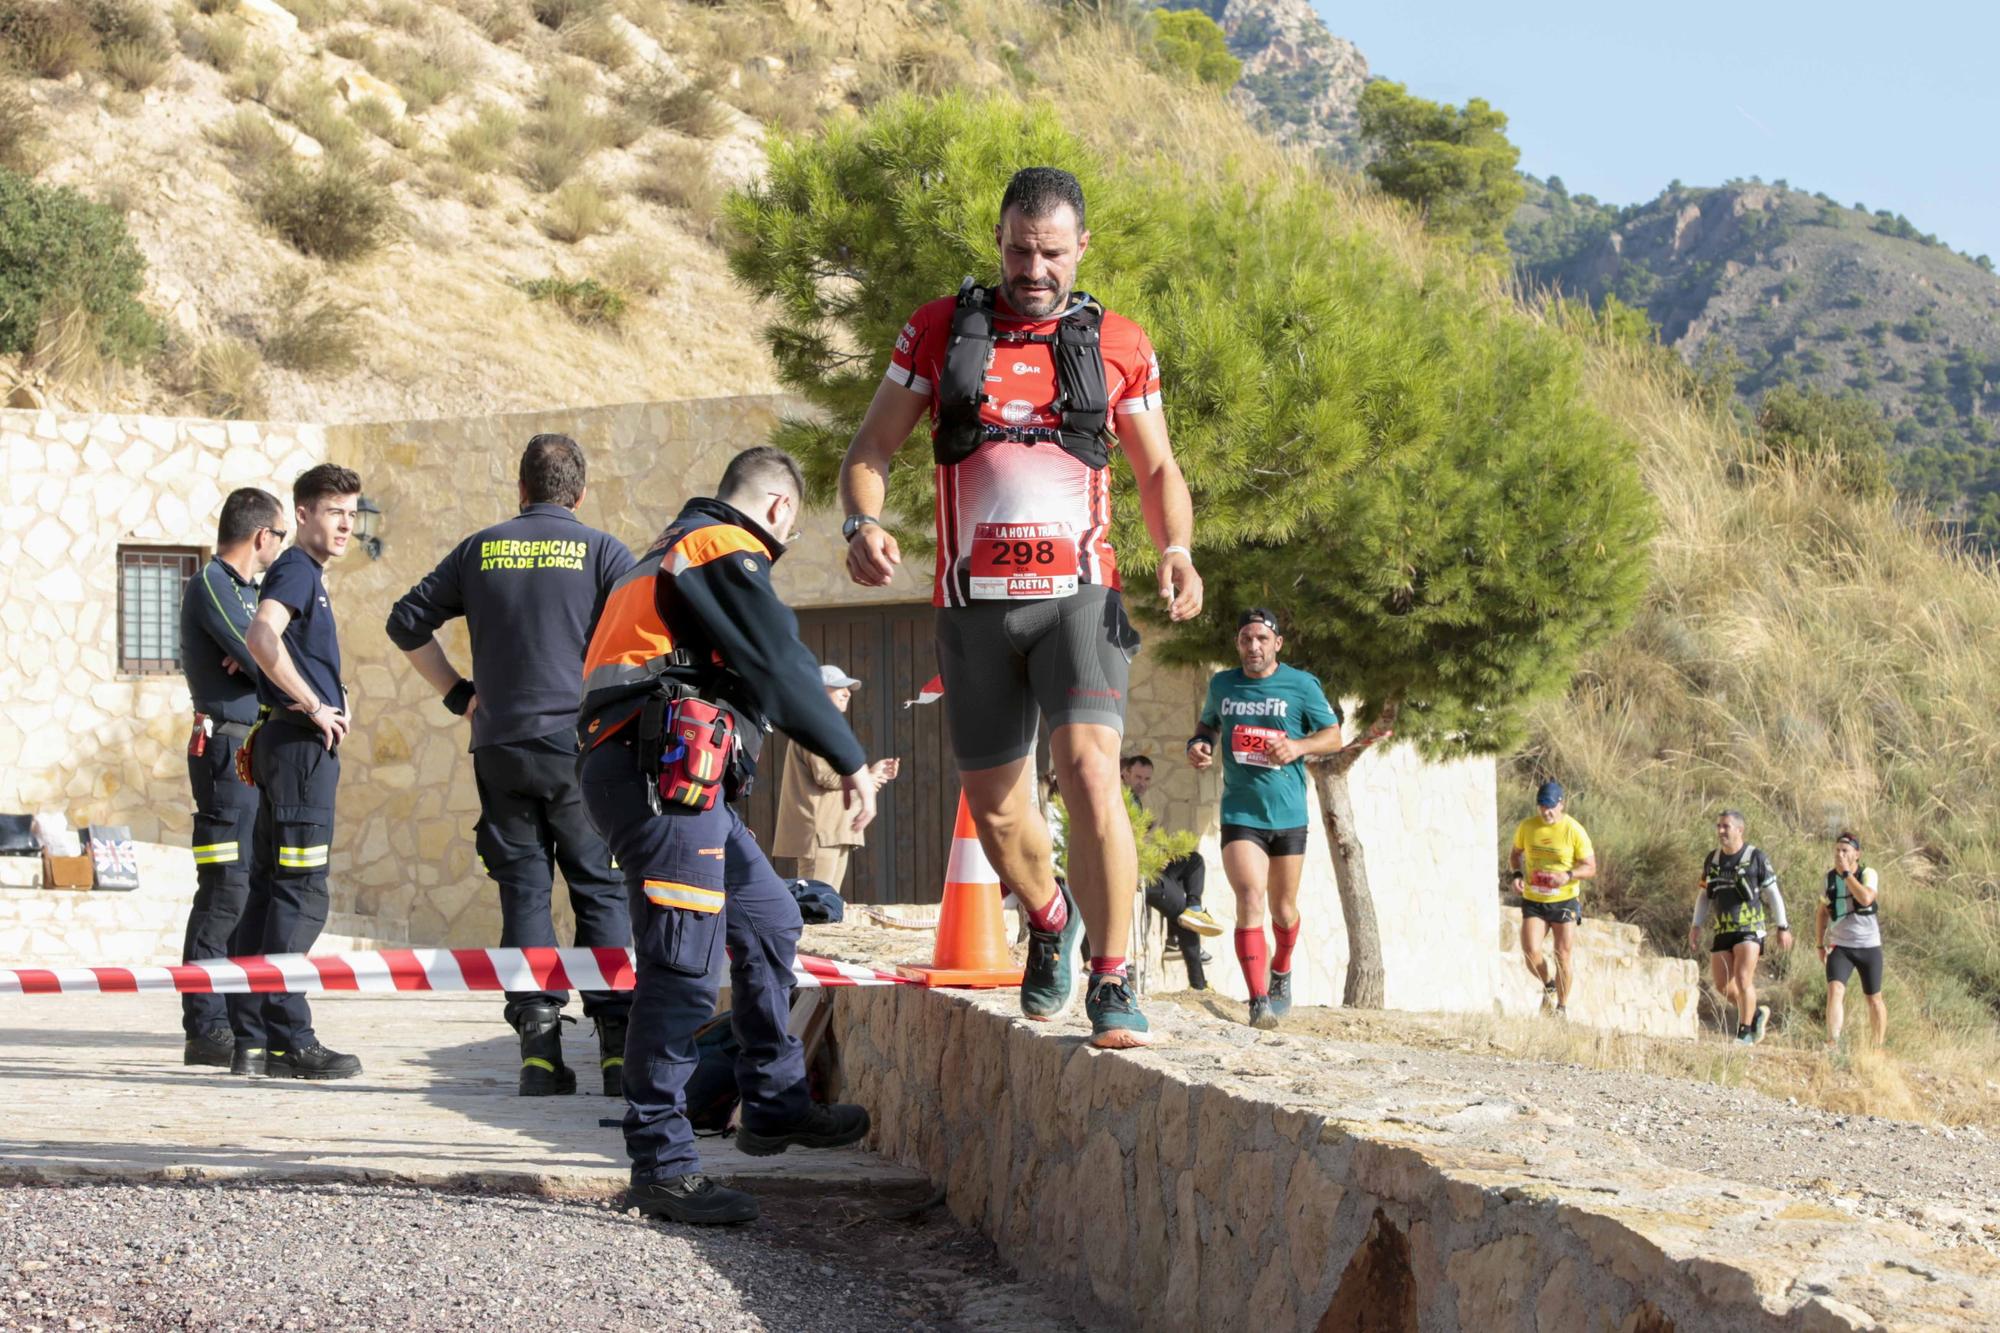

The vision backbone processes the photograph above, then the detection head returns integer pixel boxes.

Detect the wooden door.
[739,602,957,905]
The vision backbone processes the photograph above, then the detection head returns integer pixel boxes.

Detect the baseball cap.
[820,664,861,689]
[1536,780,1564,808]
[1238,607,1281,635]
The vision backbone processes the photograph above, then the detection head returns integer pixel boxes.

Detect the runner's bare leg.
[1551,920,1578,1007]
[959,758,1058,912]
[1222,840,1272,928]
[1050,723,1134,966]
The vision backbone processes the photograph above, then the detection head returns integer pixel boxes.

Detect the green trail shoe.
[1247,996,1280,1030]
[1752,1004,1771,1043]
[1021,881,1084,1021]
[1268,970,1293,1019]
[1085,974,1151,1049]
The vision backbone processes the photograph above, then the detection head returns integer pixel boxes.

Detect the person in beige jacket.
[772,665,899,891]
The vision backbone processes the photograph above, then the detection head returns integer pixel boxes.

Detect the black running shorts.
[1825,944,1885,995]
[1711,929,1765,954]
[935,586,1142,770]
[1220,824,1309,858]
[1521,897,1583,926]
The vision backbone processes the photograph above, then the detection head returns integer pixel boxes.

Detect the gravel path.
[0,1181,1085,1333]
[1169,998,2000,1253]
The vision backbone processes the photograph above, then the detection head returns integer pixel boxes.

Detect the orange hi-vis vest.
[576,509,770,750]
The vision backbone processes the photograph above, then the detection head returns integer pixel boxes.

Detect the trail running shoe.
[1247,996,1280,1031]
[1021,880,1084,1021]
[1541,979,1558,1012]
[1752,1004,1770,1043]
[1268,970,1293,1019]
[1176,907,1224,937]
[1086,974,1151,1049]
[629,1174,758,1225]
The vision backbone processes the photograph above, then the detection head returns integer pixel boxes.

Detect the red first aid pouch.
[658,698,736,812]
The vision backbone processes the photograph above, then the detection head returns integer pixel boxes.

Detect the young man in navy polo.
[230,464,365,1080]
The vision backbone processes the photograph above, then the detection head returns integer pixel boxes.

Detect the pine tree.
[729,94,1654,1006]
[1357,80,1525,254]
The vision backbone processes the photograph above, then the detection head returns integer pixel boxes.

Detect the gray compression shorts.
[935,585,1142,770]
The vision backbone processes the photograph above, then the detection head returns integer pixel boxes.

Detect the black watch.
[842,514,881,542]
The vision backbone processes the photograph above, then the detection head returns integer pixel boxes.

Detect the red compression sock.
[1088,956,1127,981]
[1235,928,1270,999]
[1272,920,1301,974]
[1023,890,1069,936]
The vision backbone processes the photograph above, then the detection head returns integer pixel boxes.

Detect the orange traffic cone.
[895,791,1024,988]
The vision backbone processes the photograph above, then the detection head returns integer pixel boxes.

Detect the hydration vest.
[1703,845,1769,932]
[1825,866,1878,921]
[932,278,1112,470]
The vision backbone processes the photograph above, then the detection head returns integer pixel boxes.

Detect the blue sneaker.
[1021,881,1084,1020]
[1085,974,1150,1049]
[1268,970,1293,1019]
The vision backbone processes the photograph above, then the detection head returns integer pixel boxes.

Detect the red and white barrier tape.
[0,947,907,997]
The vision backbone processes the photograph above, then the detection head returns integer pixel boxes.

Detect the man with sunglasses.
[388,434,638,1098]
[175,488,288,1068]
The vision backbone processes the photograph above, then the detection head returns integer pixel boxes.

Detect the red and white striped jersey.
[885,293,1164,608]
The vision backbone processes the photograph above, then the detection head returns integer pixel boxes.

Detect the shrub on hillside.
[1150,9,1239,89]
[262,272,362,374]
[0,0,102,77]
[528,0,599,30]
[514,273,624,326]
[445,102,517,173]
[632,139,716,228]
[0,77,35,172]
[517,71,613,191]
[0,166,158,361]
[623,71,725,138]
[1753,382,1892,497]
[250,157,394,261]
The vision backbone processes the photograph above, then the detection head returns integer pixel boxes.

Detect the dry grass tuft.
[223,39,281,100]
[557,13,627,69]
[516,67,614,191]
[205,104,289,171]
[179,12,246,69]
[622,69,725,138]
[539,176,619,242]
[172,336,267,418]
[596,238,662,296]
[444,100,516,173]
[631,138,714,223]
[262,272,363,374]
[0,0,103,78]
[0,77,36,172]
[528,0,599,30]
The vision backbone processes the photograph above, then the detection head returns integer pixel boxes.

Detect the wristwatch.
[842,514,881,541]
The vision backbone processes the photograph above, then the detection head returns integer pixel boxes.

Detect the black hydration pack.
[1825,865,1877,921]
[932,278,1112,469]
[1703,845,1769,931]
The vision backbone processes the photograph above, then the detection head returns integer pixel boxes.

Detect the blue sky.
[1320,0,2000,262]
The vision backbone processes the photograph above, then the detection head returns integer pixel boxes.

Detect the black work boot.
[594,1011,628,1098]
[516,1002,576,1096]
[734,1102,871,1157]
[229,1043,266,1076]
[629,1173,759,1225]
[266,1042,361,1080]
[184,1027,235,1068]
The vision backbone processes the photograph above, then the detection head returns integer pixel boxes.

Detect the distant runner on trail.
[1508,780,1596,1019]
[1187,609,1344,1030]
[1689,809,1793,1045]
[1817,830,1887,1052]
[839,166,1203,1049]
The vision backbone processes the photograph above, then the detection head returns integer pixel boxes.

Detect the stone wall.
[1493,906,1700,1040]
[832,983,1987,1331]
[0,409,327,845]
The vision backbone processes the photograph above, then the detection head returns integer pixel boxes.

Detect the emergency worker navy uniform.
[886,286,1161,766]
[1199,664,1341,856]
[386,503,637,1038]
[177,555,265,1043]
[577,496,867,1186]
[228,546,345,1066]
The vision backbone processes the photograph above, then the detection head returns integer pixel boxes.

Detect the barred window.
[118,546,202,675]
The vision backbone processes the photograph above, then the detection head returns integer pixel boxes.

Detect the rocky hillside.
[0,0,1008,421]
[1513,179,2000,530]
[1167,0,1366,160]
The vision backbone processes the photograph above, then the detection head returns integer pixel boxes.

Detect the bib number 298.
[969,522,1079,599]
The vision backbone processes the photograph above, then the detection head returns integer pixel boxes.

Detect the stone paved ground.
[0,992,905,1189]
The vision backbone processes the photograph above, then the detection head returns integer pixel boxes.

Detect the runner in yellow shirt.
[1508,780,1596,1017]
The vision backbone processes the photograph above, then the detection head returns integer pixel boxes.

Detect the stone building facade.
[2,399,1512,1017]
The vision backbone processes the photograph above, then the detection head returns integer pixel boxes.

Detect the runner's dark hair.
[1001,167,1086,230]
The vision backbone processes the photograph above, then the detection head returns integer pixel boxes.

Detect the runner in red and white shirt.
[839,167,1202,1050]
